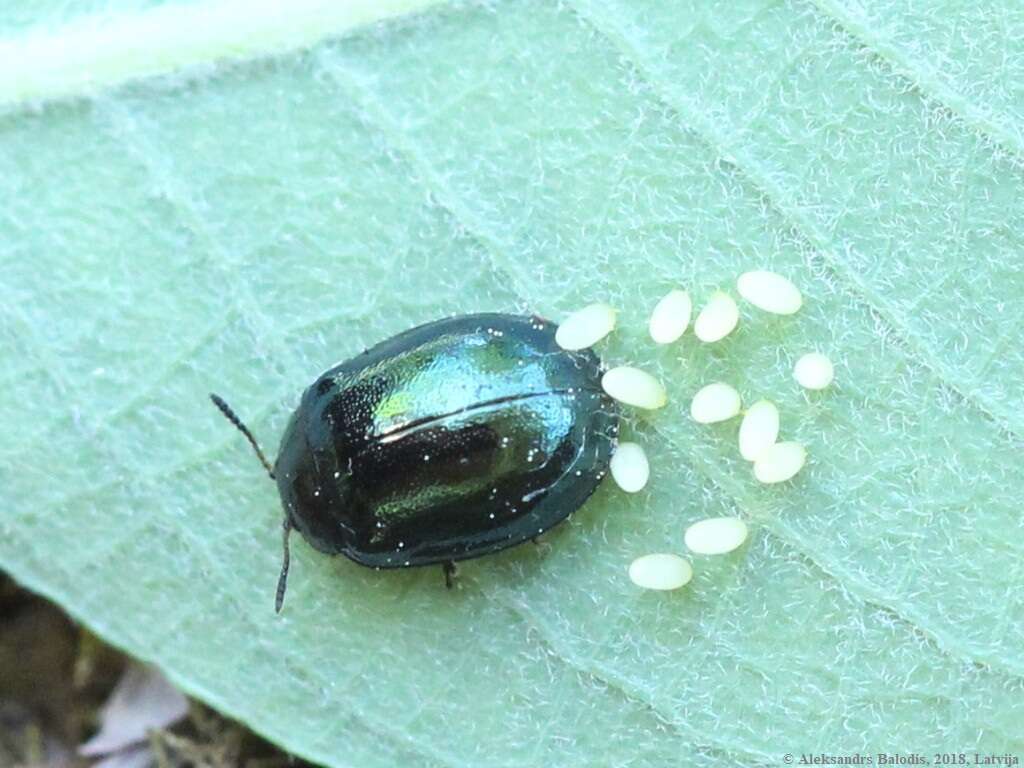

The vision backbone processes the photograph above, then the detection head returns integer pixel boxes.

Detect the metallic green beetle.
[212,313,620,611]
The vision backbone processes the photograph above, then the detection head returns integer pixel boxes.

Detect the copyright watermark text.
[781,754,1019,766]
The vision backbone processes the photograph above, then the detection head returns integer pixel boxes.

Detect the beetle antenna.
[275,519,292,614]
[209,393,275,480]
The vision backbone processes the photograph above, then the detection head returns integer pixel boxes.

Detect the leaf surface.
[2,0,1023,764]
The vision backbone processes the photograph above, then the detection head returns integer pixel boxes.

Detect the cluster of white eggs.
[554,271,834,591]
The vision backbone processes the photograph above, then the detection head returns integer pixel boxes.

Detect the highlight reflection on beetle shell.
[274,313,620,568]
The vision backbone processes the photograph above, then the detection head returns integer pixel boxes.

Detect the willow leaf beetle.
[211,313,620,611]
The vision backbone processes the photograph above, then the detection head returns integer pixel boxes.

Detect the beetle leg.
[531,535,553,554]
[442,561,457,589]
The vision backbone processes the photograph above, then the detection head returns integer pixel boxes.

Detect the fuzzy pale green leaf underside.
[2,0,1023,765]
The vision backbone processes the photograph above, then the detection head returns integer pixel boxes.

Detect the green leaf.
[3,0,1024,763]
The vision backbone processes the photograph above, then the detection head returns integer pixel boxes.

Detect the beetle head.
[274,406,358,552]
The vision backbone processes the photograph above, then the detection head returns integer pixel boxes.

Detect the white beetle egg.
[648,289,692,344]
[628,554,693,591]
[738,399,780,461]
[794,352,834,390]
[610,441,649,493]
[601,366,667,410]
[684,517,748,555]
[694,291,739,343]
[753,441,807,484]
[689,382,742,424]
[554,303,617,351]
[736,270,802,315]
